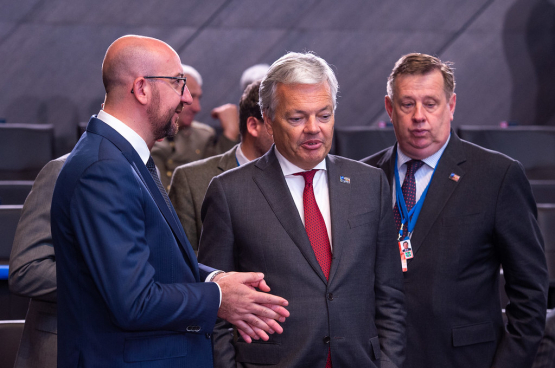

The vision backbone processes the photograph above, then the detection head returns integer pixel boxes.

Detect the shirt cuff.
[205,270,223,307]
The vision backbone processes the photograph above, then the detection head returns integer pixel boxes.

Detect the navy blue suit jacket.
[51,117,220,367]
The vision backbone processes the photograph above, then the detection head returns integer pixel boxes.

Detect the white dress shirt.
[97,110,150,164]
[235,143,250,166]
[97,111,221,302]
[392,135,451,207]
[274,147,333,250]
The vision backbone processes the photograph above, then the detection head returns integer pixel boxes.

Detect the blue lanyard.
[394,154,438,240]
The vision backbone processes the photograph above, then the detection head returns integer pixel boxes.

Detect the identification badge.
[398,241,408,272]
[399,239,414,259]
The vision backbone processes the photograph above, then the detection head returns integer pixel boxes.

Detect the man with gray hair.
[152,64,240,190]
[199,52,406,368]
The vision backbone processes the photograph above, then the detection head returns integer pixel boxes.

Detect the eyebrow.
[290,106,333,114]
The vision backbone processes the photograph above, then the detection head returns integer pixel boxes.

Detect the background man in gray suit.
[9,155,67,368]
[198,52,405,368]
[152,64,240,190]
[362,53,547,368]
[169,80,273,250]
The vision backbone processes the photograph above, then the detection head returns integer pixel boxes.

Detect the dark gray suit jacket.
[9,155,68,368]
[362,133,548,368]
[199,147,406,368]
[169,145,238,251]
[532,309,555,368]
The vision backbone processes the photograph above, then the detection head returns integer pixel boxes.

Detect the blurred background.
[1,0,554,156]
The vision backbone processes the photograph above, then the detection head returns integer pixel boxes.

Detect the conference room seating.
[333,126,397,160]
[0,124,54,180]
[0,181,33,205]
[0,205,23,264]
[0,205,29,320]
[457,125,555,180]
[530,180,555,204]
[0,320,24,368]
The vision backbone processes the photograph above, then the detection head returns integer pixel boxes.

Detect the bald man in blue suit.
[51,35,288,368]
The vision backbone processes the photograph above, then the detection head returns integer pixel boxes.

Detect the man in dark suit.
[9,155,67,368]
[51,35,289,368]
[199,52,405,368]
[169,80,273,250]
[362,53,548,368]
[532,309,555,368]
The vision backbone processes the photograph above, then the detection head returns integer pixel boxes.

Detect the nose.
[412,102,425,123]
[304,115,320,134]
[181,86,193,105]
[191,96,201,114]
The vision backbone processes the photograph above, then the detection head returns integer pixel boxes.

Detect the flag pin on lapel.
[340,176,350,184]
[449,173,460,182]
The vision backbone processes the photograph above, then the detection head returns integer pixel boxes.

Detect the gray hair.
[240,64,270,92]
[259,52,338,120]
[182,64,203,86]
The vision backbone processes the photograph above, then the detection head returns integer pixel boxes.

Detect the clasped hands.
[214,272,289,343]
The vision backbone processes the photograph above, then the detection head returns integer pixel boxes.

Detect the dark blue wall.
[1,0,554,156]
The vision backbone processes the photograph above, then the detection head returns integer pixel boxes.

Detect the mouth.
[410,129,429,137]
[301,139,323,150]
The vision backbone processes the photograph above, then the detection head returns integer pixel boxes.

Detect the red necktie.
[295,169,332,280]
[393,160,425,233]
[295,169,333,368]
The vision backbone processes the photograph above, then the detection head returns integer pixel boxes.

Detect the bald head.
[102,35,180,96]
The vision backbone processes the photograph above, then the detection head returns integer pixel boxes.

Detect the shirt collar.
[396,133,451,170]
[235,143,250,166]
[274,146,327,176]
[97,110,150,165]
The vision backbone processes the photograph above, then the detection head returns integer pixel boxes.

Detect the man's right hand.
[215,272,289,343]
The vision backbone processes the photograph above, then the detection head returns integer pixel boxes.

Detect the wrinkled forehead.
[276,82,333,108]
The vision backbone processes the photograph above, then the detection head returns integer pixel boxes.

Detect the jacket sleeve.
[9,158,65,301]
[492,160,549,367]
[198,176,238,368]
[374,170,406,368]
[67,159,220,332]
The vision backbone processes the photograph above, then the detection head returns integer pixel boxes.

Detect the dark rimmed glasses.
[132,76,187,96]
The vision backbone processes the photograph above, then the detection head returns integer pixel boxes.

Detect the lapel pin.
[340,176,350,184]
[449,173,460,182]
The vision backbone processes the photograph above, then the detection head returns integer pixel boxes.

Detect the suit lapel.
[253,148,328,285]
[326,155,351,286]
[409,134,466,257]
[218,145,239,172]
[87,117,200,280]
[375,145,397,190]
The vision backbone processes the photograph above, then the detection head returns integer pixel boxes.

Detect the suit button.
[205,333,211,339]
[327,293,334,301]
[323,336,330,344]
[166,170,172,177]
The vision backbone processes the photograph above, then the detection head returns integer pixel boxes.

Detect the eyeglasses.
[131,76,187,96]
